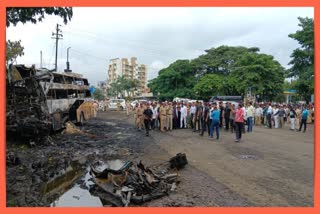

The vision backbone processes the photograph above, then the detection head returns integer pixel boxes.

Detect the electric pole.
[40,51,42,68]
[52,24,63,72]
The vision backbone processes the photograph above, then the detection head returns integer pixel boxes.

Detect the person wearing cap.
[166,102,173,131]
[295,106,302,131]
[136,103,143,131]
[143,103,153,136]
[159,102,167,132]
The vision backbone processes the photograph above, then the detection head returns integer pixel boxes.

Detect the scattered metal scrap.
[89,154,188,206]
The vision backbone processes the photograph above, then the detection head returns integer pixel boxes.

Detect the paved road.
[151,123,314,206]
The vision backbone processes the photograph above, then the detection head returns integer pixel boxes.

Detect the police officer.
[166,102,173,131]
[143,103,153,136]
[159,102,167,132]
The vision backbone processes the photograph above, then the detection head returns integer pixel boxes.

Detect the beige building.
[107,57,147,95]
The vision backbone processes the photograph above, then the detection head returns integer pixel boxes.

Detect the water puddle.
[48,159,125,207]
[105,122,117,126]
[237,154,259,160]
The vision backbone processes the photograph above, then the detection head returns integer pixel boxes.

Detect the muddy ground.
[6,110,313,207]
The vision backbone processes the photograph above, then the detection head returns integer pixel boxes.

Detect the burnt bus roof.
[52,71,86,79]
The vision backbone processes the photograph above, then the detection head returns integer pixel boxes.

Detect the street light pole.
[65,47,71,72]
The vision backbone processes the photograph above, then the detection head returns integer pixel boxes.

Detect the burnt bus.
[6,64,94,138]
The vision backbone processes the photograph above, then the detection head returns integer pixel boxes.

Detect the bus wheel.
[120,106,124,111]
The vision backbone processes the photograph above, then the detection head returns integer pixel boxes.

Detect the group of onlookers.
[130,100,314,140]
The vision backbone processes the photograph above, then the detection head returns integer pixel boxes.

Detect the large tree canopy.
[6,7,73,27]
[191,46,260,77]
[287,17,314,101]
[149,46,285,101]
[230,53,284,101]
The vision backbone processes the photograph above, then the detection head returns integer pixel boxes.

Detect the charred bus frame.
[6,64,94,138]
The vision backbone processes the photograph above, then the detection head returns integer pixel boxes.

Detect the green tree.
[148,60,196,101]
[287,17,314,102]
[6,7,73,27]
[191,46,260,78]
[193,74,225,99]
[230,53,285,101]
[6,40,24,66]
[92,87,105,100]
[149,46,285,101]
[108,76,140,98]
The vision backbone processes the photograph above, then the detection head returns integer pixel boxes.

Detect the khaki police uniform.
[166,105,173,130]
[136,106,143,129]
[160,105,167,132]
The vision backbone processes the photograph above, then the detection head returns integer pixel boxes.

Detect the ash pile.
[89,153,188,206]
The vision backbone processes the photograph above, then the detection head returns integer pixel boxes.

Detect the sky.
[6,7,314,86]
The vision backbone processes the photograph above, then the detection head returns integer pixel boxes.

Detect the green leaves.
[6,7,73,27]
[92,87,105,101]
[6,40,24,66]
[287,17,314,102]
[150,45,285,101]
[108,76,139,98]
[148,60,196,101]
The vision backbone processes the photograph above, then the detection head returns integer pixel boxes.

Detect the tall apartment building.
[107,57,147,95]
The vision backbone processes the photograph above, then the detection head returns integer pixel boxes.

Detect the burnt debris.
[89,156,187,207]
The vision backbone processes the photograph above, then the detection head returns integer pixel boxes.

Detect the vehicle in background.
[131,99,148,110]
[188,100,203,104]
[173,97,190,104]
[209,96,243,104]
[108,99,126,110]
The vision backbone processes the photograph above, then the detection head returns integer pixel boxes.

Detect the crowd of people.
[131,100,315,141]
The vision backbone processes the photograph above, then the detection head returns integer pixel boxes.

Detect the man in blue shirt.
[210,103,221,140]
[298,106,309,132]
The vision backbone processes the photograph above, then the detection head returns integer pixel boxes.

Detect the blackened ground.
[7,110,312,207]
[6,110,252,207]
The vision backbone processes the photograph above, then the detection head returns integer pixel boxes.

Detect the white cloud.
[148,60,166,80]
[6,7,314,86]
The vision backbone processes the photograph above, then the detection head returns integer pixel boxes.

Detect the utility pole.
[64,47,72,72]
[52,24,63,72]
[40,51,42,68]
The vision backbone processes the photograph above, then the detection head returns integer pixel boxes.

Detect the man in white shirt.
[151,103,158,129]
[190,102,196,130]
[246,102,255,132]
[267,103,273,128]
[180,103,187,128]
[273,104,280,128]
